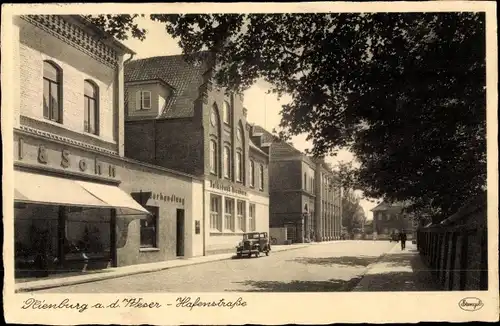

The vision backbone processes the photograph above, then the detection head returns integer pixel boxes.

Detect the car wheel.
[265,250,269,256]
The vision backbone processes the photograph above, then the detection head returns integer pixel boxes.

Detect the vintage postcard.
[2,1,499,324]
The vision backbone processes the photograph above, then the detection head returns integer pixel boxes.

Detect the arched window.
[43,61,62,122]
[223,100,231,125]
[209,139,218,174]
[249,160,255,187]
[223,146,231,179]
[235,151,243,182]
[84,80,99,135]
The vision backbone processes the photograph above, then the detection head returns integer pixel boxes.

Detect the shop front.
[14,133,151,278]
[204,179,269,255]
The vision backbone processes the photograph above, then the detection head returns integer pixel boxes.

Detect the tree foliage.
[342,189,366,234]
[89,13,486,221]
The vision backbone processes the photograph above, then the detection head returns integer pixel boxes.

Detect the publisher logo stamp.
[458,297,484,312]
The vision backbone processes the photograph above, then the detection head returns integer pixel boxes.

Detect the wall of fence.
[416,192,488,291]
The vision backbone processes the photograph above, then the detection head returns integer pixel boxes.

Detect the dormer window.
[136,90,151,110]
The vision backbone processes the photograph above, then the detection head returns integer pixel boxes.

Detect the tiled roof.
[124,53,212,119]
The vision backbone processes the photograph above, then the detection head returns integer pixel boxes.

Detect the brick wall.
[417,192,488,291]
[124,118,204,176]
[269,160,302,191]
[18,18,118,149]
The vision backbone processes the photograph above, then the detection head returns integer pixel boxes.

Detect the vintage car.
[236,232,271,258]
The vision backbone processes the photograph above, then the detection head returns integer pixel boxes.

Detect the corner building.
[8,15,204,279]
[250,125,342,243]
[124,54,270,255]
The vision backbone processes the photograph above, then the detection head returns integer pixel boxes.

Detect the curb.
[15,244,309,293]
[349,243,399,292]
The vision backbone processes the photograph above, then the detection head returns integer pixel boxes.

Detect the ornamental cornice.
[16,125,119,156]
[20,15,118,68]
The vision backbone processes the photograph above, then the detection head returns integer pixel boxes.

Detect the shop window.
[43,61,62,123]
[210,195,222,231]
[140,206,158,248]
[249,160,255,187]
[249,203,256,231]
[223,146,231,179]
[209,139,218,174]
[84,80,99,135]
[224,198,235,231]
[136,90,151,110]
[236,200,246,231]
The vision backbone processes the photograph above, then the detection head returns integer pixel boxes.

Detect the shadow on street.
[227,277,363,292]
[288,256,379,267]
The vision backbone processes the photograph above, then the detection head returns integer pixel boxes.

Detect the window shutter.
[136,91,141,110]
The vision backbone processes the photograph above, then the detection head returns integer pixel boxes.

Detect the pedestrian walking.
[399,231,407,250]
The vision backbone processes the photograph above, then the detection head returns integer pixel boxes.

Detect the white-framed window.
[223,100,231,124]
[209,139,218,174]
[224,198,235,231]
[236,151,243,182]
[237,200,246,231]
[136,90,152,110]
[223,146,231,179]
[84,80,99,135]
[259,164,264,191]
[210,195,222,231]
[141,206,159,248]
[43,60,62,123]
[249,203,256,231]
[249,160,255,187]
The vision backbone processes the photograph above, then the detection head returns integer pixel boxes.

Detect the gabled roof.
[124,53,212,119]
[371,200,411,212]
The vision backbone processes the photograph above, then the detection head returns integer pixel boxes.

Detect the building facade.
[8,15,203,278]
[371,201,416,240]
[123,54,270,255]
[250,125,342,243]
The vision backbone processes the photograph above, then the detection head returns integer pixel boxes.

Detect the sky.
[122,17,377,219]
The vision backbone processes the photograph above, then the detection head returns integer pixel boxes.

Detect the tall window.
[140,206,158,248]
[259,164,264,191]
[136,90,151,110]
[210,195,221,230]
[223,146,231,179]
[209,139,218,174]
[224,198,234,231]
[249,160,255,187]
[304,173,307,190]
[249,203,256,231]
[237,200,246,231]
[43,61,62,123]
[236,151,243,182]
[223,100,231,124]
[84,80,99,135]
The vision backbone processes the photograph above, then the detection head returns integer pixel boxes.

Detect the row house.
[250,125,342,243]
[123,54,270,255]
[7,14,205,279]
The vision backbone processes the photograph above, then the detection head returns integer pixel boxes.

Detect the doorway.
[176,209,185,257]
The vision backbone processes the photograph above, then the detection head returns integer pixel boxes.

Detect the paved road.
[37,241,395,293]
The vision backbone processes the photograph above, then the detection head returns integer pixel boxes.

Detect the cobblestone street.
[36,241,395,293]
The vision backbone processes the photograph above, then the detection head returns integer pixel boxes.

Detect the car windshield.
[244,233,260,240]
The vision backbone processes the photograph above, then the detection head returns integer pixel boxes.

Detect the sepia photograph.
[2,1,498,324]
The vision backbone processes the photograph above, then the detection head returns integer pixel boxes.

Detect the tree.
[342,189,365,234]
[89,13,486,221]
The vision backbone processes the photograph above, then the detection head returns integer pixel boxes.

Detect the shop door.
[176,209,185,257]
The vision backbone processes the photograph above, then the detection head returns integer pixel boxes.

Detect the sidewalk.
[352,242,441,291]
[15,243,310,293]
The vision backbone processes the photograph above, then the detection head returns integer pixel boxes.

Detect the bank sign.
[208,180,247,197]
[16,136,117,179]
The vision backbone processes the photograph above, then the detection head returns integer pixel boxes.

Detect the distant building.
[123,54,270,255]
[371,201,416,239]
[250,125,342,243]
